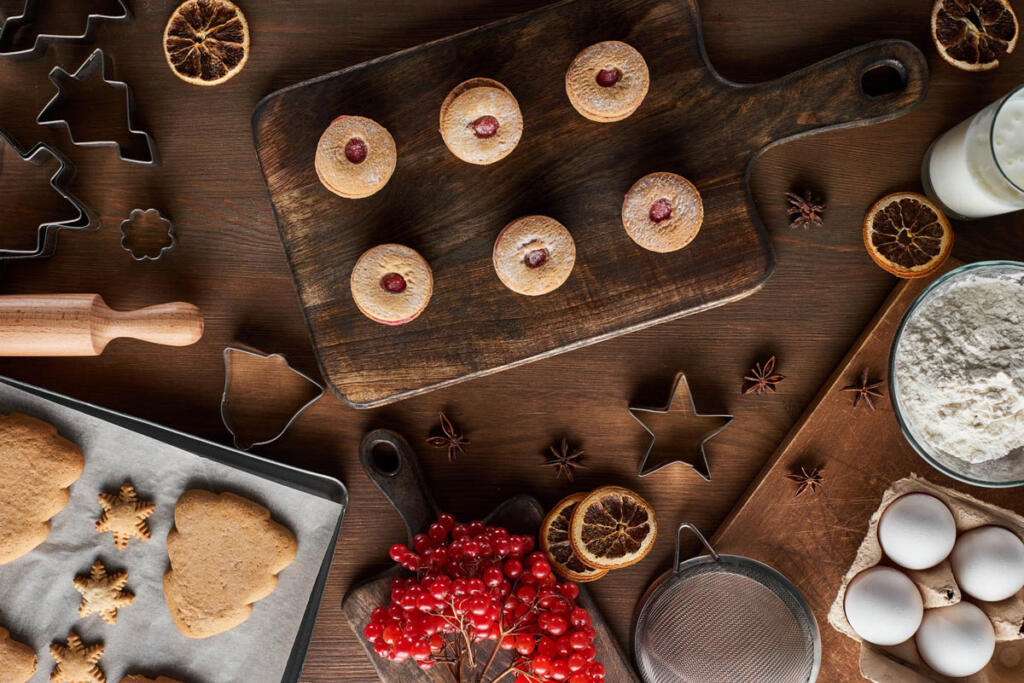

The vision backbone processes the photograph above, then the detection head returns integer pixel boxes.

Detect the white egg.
[950,525,1024,601]
[844,566,923,645]
[877,493,957,570]
[915,601,995,677]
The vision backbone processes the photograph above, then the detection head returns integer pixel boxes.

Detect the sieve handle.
[674,522,719,572]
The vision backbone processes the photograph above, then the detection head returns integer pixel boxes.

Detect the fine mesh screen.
[636,558,818,683]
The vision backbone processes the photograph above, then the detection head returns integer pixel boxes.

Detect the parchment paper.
[0,381,343,683]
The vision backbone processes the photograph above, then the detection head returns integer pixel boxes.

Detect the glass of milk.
[922,85,1024,220]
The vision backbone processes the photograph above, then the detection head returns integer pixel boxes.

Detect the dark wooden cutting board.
[252,0,927,408]
[342,429,638,682]
[710,261,1024,681]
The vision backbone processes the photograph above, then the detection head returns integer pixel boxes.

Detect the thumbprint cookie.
[351,244,433,325]
[566,41,649,122]
[621,172,703,253]
[440,78,523,165]
[493,216,576,296]
[315,115,397,199]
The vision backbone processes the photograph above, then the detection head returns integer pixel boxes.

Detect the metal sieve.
[634,523,821,683]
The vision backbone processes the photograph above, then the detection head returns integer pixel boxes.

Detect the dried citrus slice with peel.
[864,193,954,279]
[541,493,609,582]
[164,0,250,86]
[569,486,657,571]
[932,0,1018,71]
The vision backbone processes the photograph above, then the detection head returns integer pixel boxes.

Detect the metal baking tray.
[0,374,347,682]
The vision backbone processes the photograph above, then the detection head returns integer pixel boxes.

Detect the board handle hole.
[370,440,401,476]
[860,60,907,98]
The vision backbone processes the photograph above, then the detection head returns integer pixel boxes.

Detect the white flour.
[894,271,1024,463]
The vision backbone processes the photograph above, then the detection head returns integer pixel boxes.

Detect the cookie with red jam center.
[565,41,650,122]
[351,244,433,325]
[493,216,576,296]
[439,78,523,165]
[621,172,703,253]
[315,115,397,199]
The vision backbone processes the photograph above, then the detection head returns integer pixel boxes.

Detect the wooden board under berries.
[709,260,1024,682]
[252,0,928,408]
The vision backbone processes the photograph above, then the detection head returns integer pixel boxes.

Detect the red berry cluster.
[363,513,607,682]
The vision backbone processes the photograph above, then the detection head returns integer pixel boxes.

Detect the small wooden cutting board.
[711,261,1024,682]
[253,0,927,408]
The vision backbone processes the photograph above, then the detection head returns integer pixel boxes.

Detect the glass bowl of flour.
[891,261,1024,487]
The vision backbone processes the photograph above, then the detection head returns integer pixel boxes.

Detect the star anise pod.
[541,438,586,482]
[785,465,824,497]
[426,412,469,462]
[743,355,785,395]
[841,368,885,409]
[786,190,826,230]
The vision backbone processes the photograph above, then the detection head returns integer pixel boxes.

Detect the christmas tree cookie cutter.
[0,127,98,262]
[629,372,733,481]
[36,48,157,166]
[0,1,130,58]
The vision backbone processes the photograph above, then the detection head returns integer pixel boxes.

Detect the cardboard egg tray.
[828,475,1024,682]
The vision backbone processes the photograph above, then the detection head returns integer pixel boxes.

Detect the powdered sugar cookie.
[351,244,433,325]
[493,216,576,296]
[315,115,397,199]
[0,412,84,565]
[163,490,297,639]
[566,41,649,122]
[0,625,36,683]
[621,172,703,252]
[440,78,523,165]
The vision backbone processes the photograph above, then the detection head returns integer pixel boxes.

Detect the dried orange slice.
[863,192,954,279]
[540,493,609,582]
[932,0,1018,71]
[569,486,657,571]
[164,0,250,86]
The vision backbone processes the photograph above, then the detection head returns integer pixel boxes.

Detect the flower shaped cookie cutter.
[119,208,176,261]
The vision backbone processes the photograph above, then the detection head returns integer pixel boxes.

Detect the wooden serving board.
[342,429,638,682]
[252,0,927,408]
[711,261,1024,682]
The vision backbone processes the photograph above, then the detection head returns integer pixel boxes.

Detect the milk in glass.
[923,86,1024,220]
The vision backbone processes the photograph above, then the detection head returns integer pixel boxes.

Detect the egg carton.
[828,474,1024,682]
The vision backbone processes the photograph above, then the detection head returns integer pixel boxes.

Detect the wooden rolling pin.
[0,294,204,356]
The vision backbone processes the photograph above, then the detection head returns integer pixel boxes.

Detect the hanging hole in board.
[370,440,400,475]
[860,60,908,98]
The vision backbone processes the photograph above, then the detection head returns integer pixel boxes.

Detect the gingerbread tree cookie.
[95,482,155,550]
[0,624,37,683]
[163,490,296,638]
[50,632,104,683]
[0,412,84,564]
[74,560,135,624]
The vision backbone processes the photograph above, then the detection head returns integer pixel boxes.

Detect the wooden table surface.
[2,0,1024,680]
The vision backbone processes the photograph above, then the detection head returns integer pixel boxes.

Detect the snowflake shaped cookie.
[95,481,155,550]
[73,561,135,624]
[49,632,104,683]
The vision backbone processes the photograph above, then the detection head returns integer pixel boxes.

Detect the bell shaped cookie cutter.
[36,48,157,166]
[0,128,98,262]
[220,346,325,450]
[0,0,130,58]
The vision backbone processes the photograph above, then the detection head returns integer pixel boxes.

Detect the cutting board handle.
[360,428,439,544]
[750,39,928,148]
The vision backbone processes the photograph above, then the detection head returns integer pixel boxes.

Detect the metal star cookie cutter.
[220,346,325,451]
[0,0,130,58]
[36,48,157,166]
[0,128,98,262]
[119,208,176,261]
[629,372,733,481]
